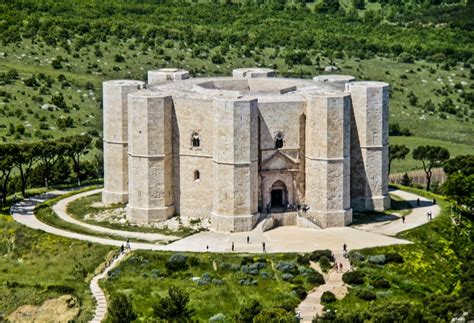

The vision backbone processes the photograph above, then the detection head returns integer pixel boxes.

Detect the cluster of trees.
[1,0,472,63]
[0,135,98,203]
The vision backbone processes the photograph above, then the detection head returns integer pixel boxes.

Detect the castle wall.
[172,97,215,218]
[304,94,352,228]
[102,80,144,204]
[127,91,174,224]
[347,82,390,211]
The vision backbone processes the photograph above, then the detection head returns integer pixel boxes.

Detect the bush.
[108,293,137,323]
[237,299,262,322]
[281,273,294,281]
[342,271,365,285]
[296,254,310,265]
[276,261,298,275]
[253,308,295,323]
[321,291,337,304]
[209,313,227,322]
[240,256,254,266]
[165,253,188,272]
[292,286,307,300]
[319,255,332,273]
[356,289,377,301]
[348,251,365,265]
[368,254,386,265]
[307,272,325,285]
[309,249,334,262]
[152,286,194,320]
[372,278,391,289]
[385,253,404,264]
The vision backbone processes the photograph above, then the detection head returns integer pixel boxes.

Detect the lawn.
[0,214,113,321]
[102,251,320,321]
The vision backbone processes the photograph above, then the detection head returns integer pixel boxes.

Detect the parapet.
[148,68,189,85]
[313,75,355,90]
[233,68,276,78]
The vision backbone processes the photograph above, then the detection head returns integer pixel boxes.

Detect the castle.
[102,68,389,232]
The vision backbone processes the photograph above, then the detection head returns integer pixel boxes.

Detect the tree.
[12,142,40,197]
[152,286,194,321]
[108,293,137,323]
[389,144,410,174]
[413,145,450,191]
[443,155,474,176]
[60,135,92,185]
[317,0,340,13]
[0,144,17,204]
[36,140,64,189]
[443,174,474,212]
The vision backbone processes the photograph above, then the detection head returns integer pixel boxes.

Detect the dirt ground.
[8,295,79,323]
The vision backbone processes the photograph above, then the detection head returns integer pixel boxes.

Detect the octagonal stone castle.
[102,68,390,232]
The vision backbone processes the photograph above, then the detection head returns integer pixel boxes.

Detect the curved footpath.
[53,189,179,242]
[11,187,440,322]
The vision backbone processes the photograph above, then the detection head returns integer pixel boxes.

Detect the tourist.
[343,243,347,252]
[429,210,433,220]
[417,198,420,206]
[339,263,343,272]
[232,242,234,252]
[126,238,131,250]
[262,242,266,253]
[402,215,405,223]
[120,244,124,253]
[206,245,209,252]
[433,198,436,205]
[247,236,250,244]
[426,211,430,220]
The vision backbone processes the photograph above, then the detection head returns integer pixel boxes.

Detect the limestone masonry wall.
[102,68,390,232]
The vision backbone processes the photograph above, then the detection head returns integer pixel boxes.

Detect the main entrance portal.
[270,180,287,208]
[271,189,283,207]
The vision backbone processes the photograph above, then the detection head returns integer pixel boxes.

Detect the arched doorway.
[271,180,287,208]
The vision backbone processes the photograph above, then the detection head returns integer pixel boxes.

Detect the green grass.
[352,192,413,225]
[0,214,112,321]
[102,251,318,321]
[67,193,206,237]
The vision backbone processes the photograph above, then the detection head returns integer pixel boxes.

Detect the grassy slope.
[0,215,112,320]
[325,186,473,321]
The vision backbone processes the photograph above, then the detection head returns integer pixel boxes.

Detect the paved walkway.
[90,251,129,323]
[11,188,440,254]
[53,189,179,242]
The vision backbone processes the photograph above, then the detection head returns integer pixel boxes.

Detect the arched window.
[194,170,200,181]
[191,132,200,147]
[275,132,284,149]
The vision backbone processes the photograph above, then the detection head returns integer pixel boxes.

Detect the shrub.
[348,251,365,264]
[291,286,307,300]
[108,293,137,323]
[342,271,365,285]
[307,272,325,285]
[368,254,386,265]
[237,299,262,322]
[165,253,188,272]
[319,256,332,273]
[276,261,298,275]
[253,308,295,323]
[385,253,404,264]
[309,249,334,262]
[296,254,310,265]
[356,289,377,301]
[152,286,194,320]
[240,256,254,265]
[281,273,294,281]
[188,256,200,267]
[321,291,337,304]
[372,278,391,289]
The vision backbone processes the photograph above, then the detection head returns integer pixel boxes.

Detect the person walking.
[120,244,124,253]
[125,238,131,250]
[343,243,347,252]
[232,242,234,252]
[339,263,343,272]
[206,245,209,252]
[417,198,420,206]
[262,242,266,253]
[402,215,405,223]
[429,210,433,220]
[433,198,436,205]
[247,236,250,244]
[427,211,430,220]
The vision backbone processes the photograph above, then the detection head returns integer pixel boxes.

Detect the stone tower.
[102,80,144,204]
